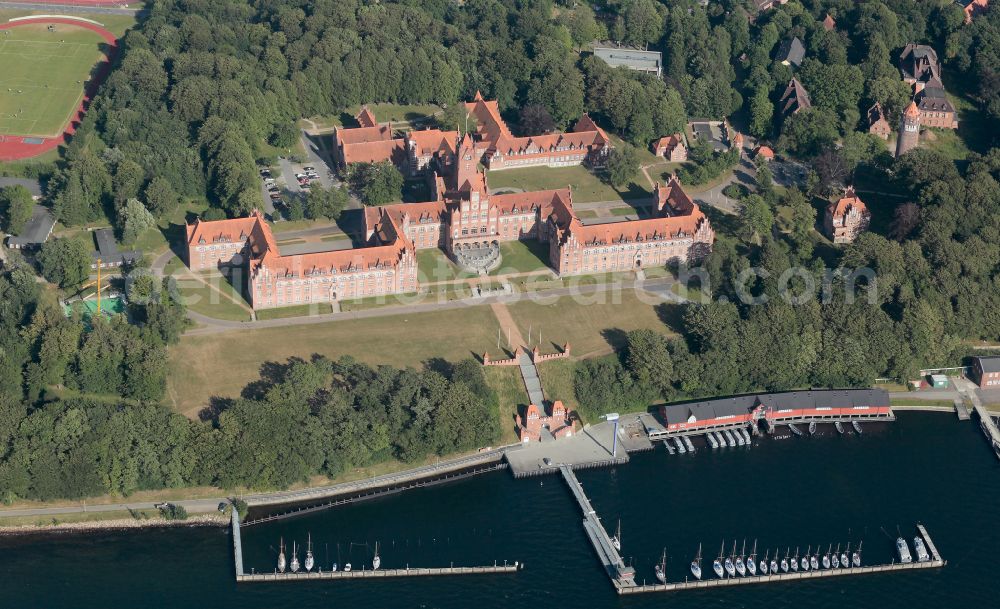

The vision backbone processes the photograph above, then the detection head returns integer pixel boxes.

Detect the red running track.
[0,17,118,162]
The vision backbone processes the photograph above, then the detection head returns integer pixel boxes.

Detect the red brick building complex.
[517,401,576,443]
[972,356,1000,388]
[188,118,712,310]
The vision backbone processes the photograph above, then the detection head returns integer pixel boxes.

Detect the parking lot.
[258,129,342,220]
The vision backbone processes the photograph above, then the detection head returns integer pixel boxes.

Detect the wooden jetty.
[232,507,245,576]
[974,405,1000,459]
[620,525,945,595]
[954,399,970,421]
[559,465,636,588]
[237,564,519,583]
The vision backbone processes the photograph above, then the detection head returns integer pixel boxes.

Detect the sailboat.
[747,540,757,576]
[290,541,300,573]
[770,548,778,575]
[277,537,287,573]
[304,534,315,572]
[802,545,812,571]
[373,541,381,570]
[344,562,352,572]
[724,541,736,577]
[690,543,702,580]
[832,543,841,568]
[841,543,850,569]
[808,421,817,435]
[790,547,799,572]
[835,421,845,434]
[852,541,862,567]
[822,544,832,569]
[713,541,725,578]
[760,549,769,575]
[780,548,789,573]
[656,547,667,583]
[735,539,747,576]
[810,546,819,570]
[611,519,622,552]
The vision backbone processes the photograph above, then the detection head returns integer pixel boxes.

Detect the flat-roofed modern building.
[593,45,662,77]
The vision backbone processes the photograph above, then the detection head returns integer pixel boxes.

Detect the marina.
[973,405,1000,458]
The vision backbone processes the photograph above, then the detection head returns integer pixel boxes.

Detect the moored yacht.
[611,520,621,552]
[682,435,695,453]
[713,541,725,579]
[344,562,352,572]
[725,541,737,577]
[373,541,381,570]
[914,536,930,562]
[277,537,286,573]
[835,421,845,434]
[769,548,778,574]
[691,543,703,580]
[841,543,850,569]
[810,546,819,571]
[822,545,831,569]
[290,541,300,573]
[801,546,811,571]
[735,540,747,576]
[304,534,314,572]
[832,544,841,568]
[759,548,769,575]
[780,548,789,573]
[808,421,817,435]
[747,540,758,576]
[790,548,799,572]
[853,541,862,567]
[852,420,863,434]
[896,537,913,564]
[674,436,686,454]
[656,548,667,583]
[707,433,718,449]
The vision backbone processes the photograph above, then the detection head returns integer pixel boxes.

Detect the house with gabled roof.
[824,187,870,244]
[867,103,892,139]
[779,78,811,116]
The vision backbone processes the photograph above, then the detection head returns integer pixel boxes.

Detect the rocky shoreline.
[0,513,229,536]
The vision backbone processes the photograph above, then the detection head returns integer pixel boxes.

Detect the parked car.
[294,173,306,179]
[267,186,279,193]
[259,168,271,177]
[304,166,315,171]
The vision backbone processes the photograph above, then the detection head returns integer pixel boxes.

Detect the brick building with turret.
[824,187,871,244]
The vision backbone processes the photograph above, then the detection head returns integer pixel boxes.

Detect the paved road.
[0,1,144,16]
[181,275,683,335]
[0,176,41,197]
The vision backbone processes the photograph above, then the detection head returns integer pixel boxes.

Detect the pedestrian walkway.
[519,351,544,406]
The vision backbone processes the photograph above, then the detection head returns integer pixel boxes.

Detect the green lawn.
[482,365,530,442]
[307,103,443,129]
[494,239,550,274]
[339,284,470,312]
[0,23,111,137]
[417,248,475,282]
[167,305,501,417]
[487,165,651,204]
[173,273,252,322]
[923,127,971,162]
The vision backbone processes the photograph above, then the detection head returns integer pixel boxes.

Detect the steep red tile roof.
[186,209,266,247]
[654,134,683,153]
[754,145,775,159]
[828,187,868,218]
[465,93,512,141]
[492,188,572,216]
[822,14,836,31]
[407,128,459,157]
[356,106,378,128]
[341,139,407,165]
[335,125,393,146]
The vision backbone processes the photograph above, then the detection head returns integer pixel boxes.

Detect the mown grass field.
[0,23,109,137]
[486,164,652,204]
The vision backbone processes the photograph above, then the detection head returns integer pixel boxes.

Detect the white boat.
[747,540,757,576]
[690,543,702,580]
[373,541,381,570]
[725,541,736,577]
[344,562,352,572]
[739,428,752,444]
[331,562,338,572]
[896,537,913,564]
[852,420,863,434]
[682,435,695,453]
[841,543,850,569]
[707,433,718,449]
[801,546,811,571]
[914,536,930,562]
[808,421,817,435]
[713,541,725,578]
[853,541,862,567]
[788,423,803,436]
[781,548,790,573]
[734,430,746,446]
[290,541,300,573]
[612,520,622,552]
[832,544,841,568]
[835,421,845,434]
[656,547,667,583]
[790,548,799,572]
[674,437,686,454]
[714,431,726,447]
[810,546,819,571]
[723,429,737,447]
[759,549,769,575]
[822,545,832,569]
[664,440,676,455]
[277,537,286,573]
[769,549,778,574]
[735,540,747,576]
[304,533,314,572]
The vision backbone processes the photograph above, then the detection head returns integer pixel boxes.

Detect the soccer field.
[0,23,108,138]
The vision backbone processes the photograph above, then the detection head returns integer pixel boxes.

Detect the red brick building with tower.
[896,101,922,157]
[517,400,576,443]
[824,187,871,244]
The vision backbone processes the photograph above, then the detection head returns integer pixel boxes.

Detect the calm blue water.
[1,412,997,608]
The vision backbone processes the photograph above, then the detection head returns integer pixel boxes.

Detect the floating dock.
[559,465,636,588]
[974,405,1000,459]
[237,564,519,583]
[232,507,244,577]
[621,524,944,595]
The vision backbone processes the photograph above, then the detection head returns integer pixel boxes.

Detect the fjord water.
[2,412,998,608]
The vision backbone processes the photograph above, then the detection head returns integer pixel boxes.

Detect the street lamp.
[602,412,620,457]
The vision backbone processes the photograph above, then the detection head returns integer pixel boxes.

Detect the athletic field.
[0,22,108,138]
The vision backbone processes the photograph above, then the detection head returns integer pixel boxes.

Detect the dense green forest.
[0,266,501,501]
[2,0,1000,502]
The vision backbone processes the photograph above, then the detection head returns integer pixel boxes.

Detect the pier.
[621,525,945,596]
[236,564,519,582]
[232,507,244,577]
[559,465,636,589]
[974,405,1000,459]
